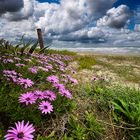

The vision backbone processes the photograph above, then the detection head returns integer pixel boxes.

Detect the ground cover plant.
[0,39,140,140]
[0,39,79,139]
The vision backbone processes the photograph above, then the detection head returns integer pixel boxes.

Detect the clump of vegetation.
[45,49,77,56]
[94,55,140,83]
[0,39,78,139]
[77,55,96,70]
[72,75,140,139]
[112,97,140,139]
[65,112,104,140]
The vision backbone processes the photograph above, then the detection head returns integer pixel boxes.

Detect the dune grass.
[44,49,77,56]
[96,59,140,83]
[77,55,96,70]
[75,54,140,83]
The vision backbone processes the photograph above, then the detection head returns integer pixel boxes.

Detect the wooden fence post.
[37,28,44,49]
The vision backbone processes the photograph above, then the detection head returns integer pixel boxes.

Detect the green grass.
[105,55,140,65]
[44,49,77,56]
[95,59,140,83]
[77,55,96,70]
[72,80,140,139]
[76,54,140,83]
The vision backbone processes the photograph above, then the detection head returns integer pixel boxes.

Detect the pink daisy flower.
[3,70,17,76]
[17,78,34,89]
[91,76,98,81]
[38,66,49,72]
[3,59,14,63]
[28,67,38,74]
[59,66,65,72]
[69,77,78,85]
[4,120,35,140]
[44,90,56,101]
[61,78,68,83]
[53,83,65,90]
[15,63,25,67]
[14,57,21,61]
[3,70,22,83]
[47,75,59,83]
[24,58,32,62]
[71,70,76,74]
[46,65,53,70]
[59,88,73,99]
[39,101,53,114]
[19,92,36,105]
[33,90,45,99]
[61,74,67,78]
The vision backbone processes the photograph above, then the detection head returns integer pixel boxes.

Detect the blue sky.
[0,0,140,48]
[115,0,140,30]
[114,0,140,10]
[39,0,60,4]
[39,0,140,7]
[39,0,140,10]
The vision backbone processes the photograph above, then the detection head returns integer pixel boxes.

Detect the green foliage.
[45,49,77,56]
[67,112,104,140]
[78,55,96,69]
[95,55,140,83]
[0,39,16,54]
[61,134,74,140]
[83,80,140,112]
[20,39,33,54]
[18,36,45,54]
[28,40,39,54]
[73,78,140,139]
[84,111,105,139]
[68,115,86,139]
[0,39,11,49]
[111,98,140,139]
[36,131,56,140]
[105,55,140,65]
[39,46,50,54]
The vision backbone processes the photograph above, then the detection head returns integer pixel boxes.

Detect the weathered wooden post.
[37,28,44,49]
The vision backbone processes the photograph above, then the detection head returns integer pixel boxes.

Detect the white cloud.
[2,0,34,21]
[0,0,23,14]
[96,27,140,46]
[0,18,36,42]
[35,0,117,35]
[54,27,106,43]
[97,5,132,28]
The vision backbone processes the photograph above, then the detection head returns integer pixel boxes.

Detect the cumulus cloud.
[33,1,52,21]
[55,27,106,43]
[0,0,24,14]
[0,18,36,42]
[97,5,132,28]
[93,27,140,46]
[1,0,34,21]
[35,0,117,35]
